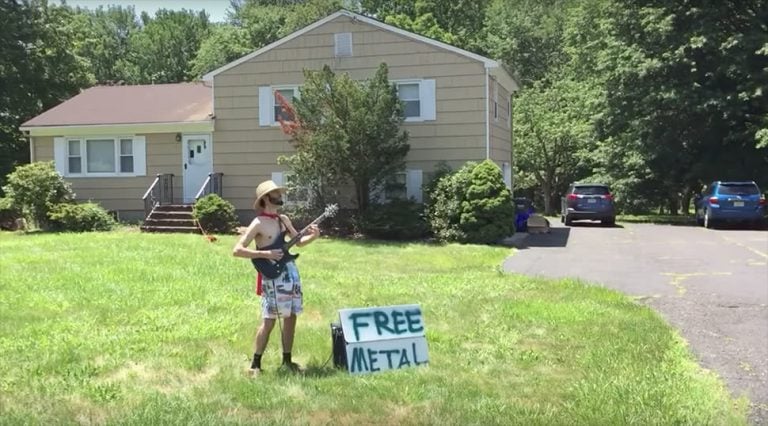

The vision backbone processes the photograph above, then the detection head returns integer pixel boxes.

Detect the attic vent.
[334,33,353,57]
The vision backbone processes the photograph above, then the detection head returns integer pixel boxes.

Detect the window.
[273,87,298,123]
[393,79,435,121]
[718,183,760,195]
[493,81,499,121]
[384,172,407,201]
[120,138,134,173]
[87,139,115,173]
[67,139,81,174]
[57,136,144,177]
[397,83,421,119]
[260,86,300,126]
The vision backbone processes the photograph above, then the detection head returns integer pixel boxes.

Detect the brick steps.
[140,204,200,234]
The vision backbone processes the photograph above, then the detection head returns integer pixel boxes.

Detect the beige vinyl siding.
[34,137,53,162]
[214,15,488,210]
[488,76,513,172]
[33,133,181,212]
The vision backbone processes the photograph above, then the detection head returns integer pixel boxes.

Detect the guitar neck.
[284,213,328,250]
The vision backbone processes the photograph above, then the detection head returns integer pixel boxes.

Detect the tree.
[361,0,490,53]
[598,0,768,213]
[483,0,570,84]
[513,77,600,215]
[191,24,252,78]
[71,5,140,84]
[277,63,409,212]
[122,9,211,83]
[0,0,92,193]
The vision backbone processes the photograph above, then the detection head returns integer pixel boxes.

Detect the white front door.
[182,134,212,203]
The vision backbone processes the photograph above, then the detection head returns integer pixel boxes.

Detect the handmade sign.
[338,304,429,375]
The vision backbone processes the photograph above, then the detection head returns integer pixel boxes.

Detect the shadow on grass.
[274,362,344,379]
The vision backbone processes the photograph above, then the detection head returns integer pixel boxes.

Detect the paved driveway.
[503,221,768,424]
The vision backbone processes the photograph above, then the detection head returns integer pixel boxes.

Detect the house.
[20,9,518,224]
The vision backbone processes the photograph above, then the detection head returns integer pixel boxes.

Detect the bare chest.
[255,220,285,248]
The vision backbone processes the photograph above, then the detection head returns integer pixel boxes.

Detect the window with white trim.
[67,139,81,174]
[393,79,436,122]
[396,83,421,119]
[273,86,299,124]
[58,136,144,177]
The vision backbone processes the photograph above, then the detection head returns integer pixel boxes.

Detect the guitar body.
[251,238,299,279]
[249,204,338,279]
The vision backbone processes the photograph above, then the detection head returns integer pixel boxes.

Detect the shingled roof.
[21,82,213,128]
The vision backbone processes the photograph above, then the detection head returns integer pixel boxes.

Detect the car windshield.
[573,186,610,195]
[718,184,760,195]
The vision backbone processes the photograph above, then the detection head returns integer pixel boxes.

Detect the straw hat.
[253,180,286,210]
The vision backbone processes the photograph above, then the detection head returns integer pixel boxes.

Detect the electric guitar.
[251,204,339,279]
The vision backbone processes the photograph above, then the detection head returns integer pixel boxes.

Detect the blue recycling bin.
[514,197,533,232]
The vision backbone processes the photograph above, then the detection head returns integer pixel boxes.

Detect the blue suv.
[694,181,766,229]
[561,183,616,226]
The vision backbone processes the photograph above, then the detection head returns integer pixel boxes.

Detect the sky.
[56,0,232,22]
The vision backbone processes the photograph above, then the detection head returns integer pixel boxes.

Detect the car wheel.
[564,215,573,226]
[704,210,715,229]
[695,213,704,226]
[602,217,615,226]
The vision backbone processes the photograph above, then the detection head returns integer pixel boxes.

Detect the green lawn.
[0,230,747,425]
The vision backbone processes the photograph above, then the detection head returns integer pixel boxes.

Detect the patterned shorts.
[261,261,303,319]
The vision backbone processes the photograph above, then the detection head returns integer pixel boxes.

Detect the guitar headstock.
[323,203,339,218]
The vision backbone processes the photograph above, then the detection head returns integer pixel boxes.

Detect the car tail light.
[760,198,766,206]
[567,194,578,201]
[708,197,719,205]
[603,193,614,201]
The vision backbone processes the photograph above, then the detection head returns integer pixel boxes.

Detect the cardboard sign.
[338,304,429,375]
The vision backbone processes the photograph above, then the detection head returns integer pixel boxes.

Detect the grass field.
[0,230,747,425]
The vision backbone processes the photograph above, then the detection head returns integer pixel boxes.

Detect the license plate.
[588,199,597,203]
[733,201,744,207]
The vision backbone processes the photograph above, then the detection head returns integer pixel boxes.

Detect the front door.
[182,134,212,203]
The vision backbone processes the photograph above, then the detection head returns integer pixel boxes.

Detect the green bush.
[2,162,74,229]
[428,160,515,244]
[0,197,22,230]
[361,199,430,240]
[427,162,475,242]
[193,194,238,233]
[47,202,116,232]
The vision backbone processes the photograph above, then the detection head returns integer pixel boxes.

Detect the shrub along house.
[20,9,518,231]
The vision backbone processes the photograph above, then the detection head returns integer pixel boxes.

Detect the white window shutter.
[406,169,423,203]
[53,137,67,176]
[271,171,284,186]
[419,79,436,121]
[502,162,511,189]
[133,136,146,176]
[259,86,273,126]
